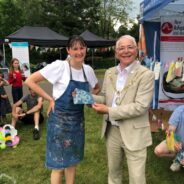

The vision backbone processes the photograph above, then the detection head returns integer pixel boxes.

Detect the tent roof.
[80,30,115,47]
[140,0,184,22]
[6,26,68,47]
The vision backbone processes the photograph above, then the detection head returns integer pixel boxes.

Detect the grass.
[1,68,184,183]
[95,69,106,79]
[1,106,184,184]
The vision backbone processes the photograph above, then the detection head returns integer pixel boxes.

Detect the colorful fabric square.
[73,88,94,104]
[166,62,175,83]
[166,130,181,152]
[166,130,175,152]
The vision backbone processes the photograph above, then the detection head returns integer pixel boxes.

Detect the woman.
[8,58,25,103]
[25,35,100,184]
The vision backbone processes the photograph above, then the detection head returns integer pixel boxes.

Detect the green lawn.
[0,106,184,184]
[95,69,106,79]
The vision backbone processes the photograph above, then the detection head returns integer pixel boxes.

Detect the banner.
[11,42,30,77]
[159,16,184,110]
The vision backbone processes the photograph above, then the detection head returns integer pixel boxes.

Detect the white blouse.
[40,60,98,100]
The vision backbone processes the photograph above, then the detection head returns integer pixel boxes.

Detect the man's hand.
[92,103,109,114]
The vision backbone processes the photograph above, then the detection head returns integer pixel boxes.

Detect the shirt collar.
[117,60,139,74]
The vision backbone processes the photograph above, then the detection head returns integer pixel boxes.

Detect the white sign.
[11,42,30,77]
[159,16,184,110]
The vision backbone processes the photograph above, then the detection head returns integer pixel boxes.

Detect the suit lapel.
[108,67,118,103]
[108,63,141,104]
[120,63,140,99]
[111,67,118,88]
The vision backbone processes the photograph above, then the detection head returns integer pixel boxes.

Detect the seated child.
[154,105,184,172]
[0,73,11,124]
[11,88,44,140]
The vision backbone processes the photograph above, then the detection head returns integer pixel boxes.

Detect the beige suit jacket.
[93,62,155,151]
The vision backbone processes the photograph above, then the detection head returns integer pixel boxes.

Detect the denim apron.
[46,63,89,169]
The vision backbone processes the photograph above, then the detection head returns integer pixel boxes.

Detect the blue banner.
[11,42,28,47]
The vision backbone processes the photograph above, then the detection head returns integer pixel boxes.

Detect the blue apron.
[46,63,89,169]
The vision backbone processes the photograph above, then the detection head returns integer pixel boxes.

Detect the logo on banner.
[161,22,173,34]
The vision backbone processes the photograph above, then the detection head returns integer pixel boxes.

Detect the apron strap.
[68,60,87,82]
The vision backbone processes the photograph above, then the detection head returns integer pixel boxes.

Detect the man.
[92,35,154,184]
[11,88,44,140]
[154,105,184,172]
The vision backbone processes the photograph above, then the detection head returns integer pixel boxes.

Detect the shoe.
[170,162,181,172]
[33,128,40,140]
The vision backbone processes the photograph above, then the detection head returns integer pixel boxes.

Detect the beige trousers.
[105,125,147,184]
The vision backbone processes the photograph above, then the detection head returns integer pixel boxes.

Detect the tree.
[0,0,23,37]
[39,0,101,36]
[116,18,139,42]
[0,0,136,41]
[0,0,101,38]
[15,0,44,26]
[128,19,139,42]
[99,0,133,39]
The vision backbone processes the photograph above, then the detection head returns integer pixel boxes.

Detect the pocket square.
[73,88,94,104]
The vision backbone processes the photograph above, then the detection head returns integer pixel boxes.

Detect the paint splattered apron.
[46,63,89,169]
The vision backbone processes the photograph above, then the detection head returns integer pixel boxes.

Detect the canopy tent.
[140,0,184,23]
[139,0,184,60]
[80,30,115,67]
[80,30,115,47]
[139,0,184,110]
[6,26,68,47]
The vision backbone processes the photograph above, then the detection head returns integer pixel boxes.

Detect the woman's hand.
[72,89,76,97]
[47,99,55,116]
[13,73,16,79]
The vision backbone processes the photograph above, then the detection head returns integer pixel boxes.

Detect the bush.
[86,57,119,69]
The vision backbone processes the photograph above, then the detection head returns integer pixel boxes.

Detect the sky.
[129,0,142,19]
[114,0,142,30]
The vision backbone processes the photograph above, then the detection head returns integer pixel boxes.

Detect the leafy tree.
[116,18,139,42]
[128,19,139,42]
[0,0,136,42]
[39,0,101,36]
[15,0,44,26]
[99,0,133,39]
[0,0,23,37]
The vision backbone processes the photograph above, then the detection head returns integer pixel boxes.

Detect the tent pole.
[92,49,94,68]
[114,52,117,66]
[60,48,62,59]
[3,43,5,65]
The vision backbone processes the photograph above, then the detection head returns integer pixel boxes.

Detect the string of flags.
[8,44,115,53]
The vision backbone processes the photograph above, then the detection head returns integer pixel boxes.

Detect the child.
[8,58,26,103]
[0,73,11,124]
[154,105,184,172]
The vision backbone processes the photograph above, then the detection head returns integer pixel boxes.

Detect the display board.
[11,42,30,77]
[159,16,184,110]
